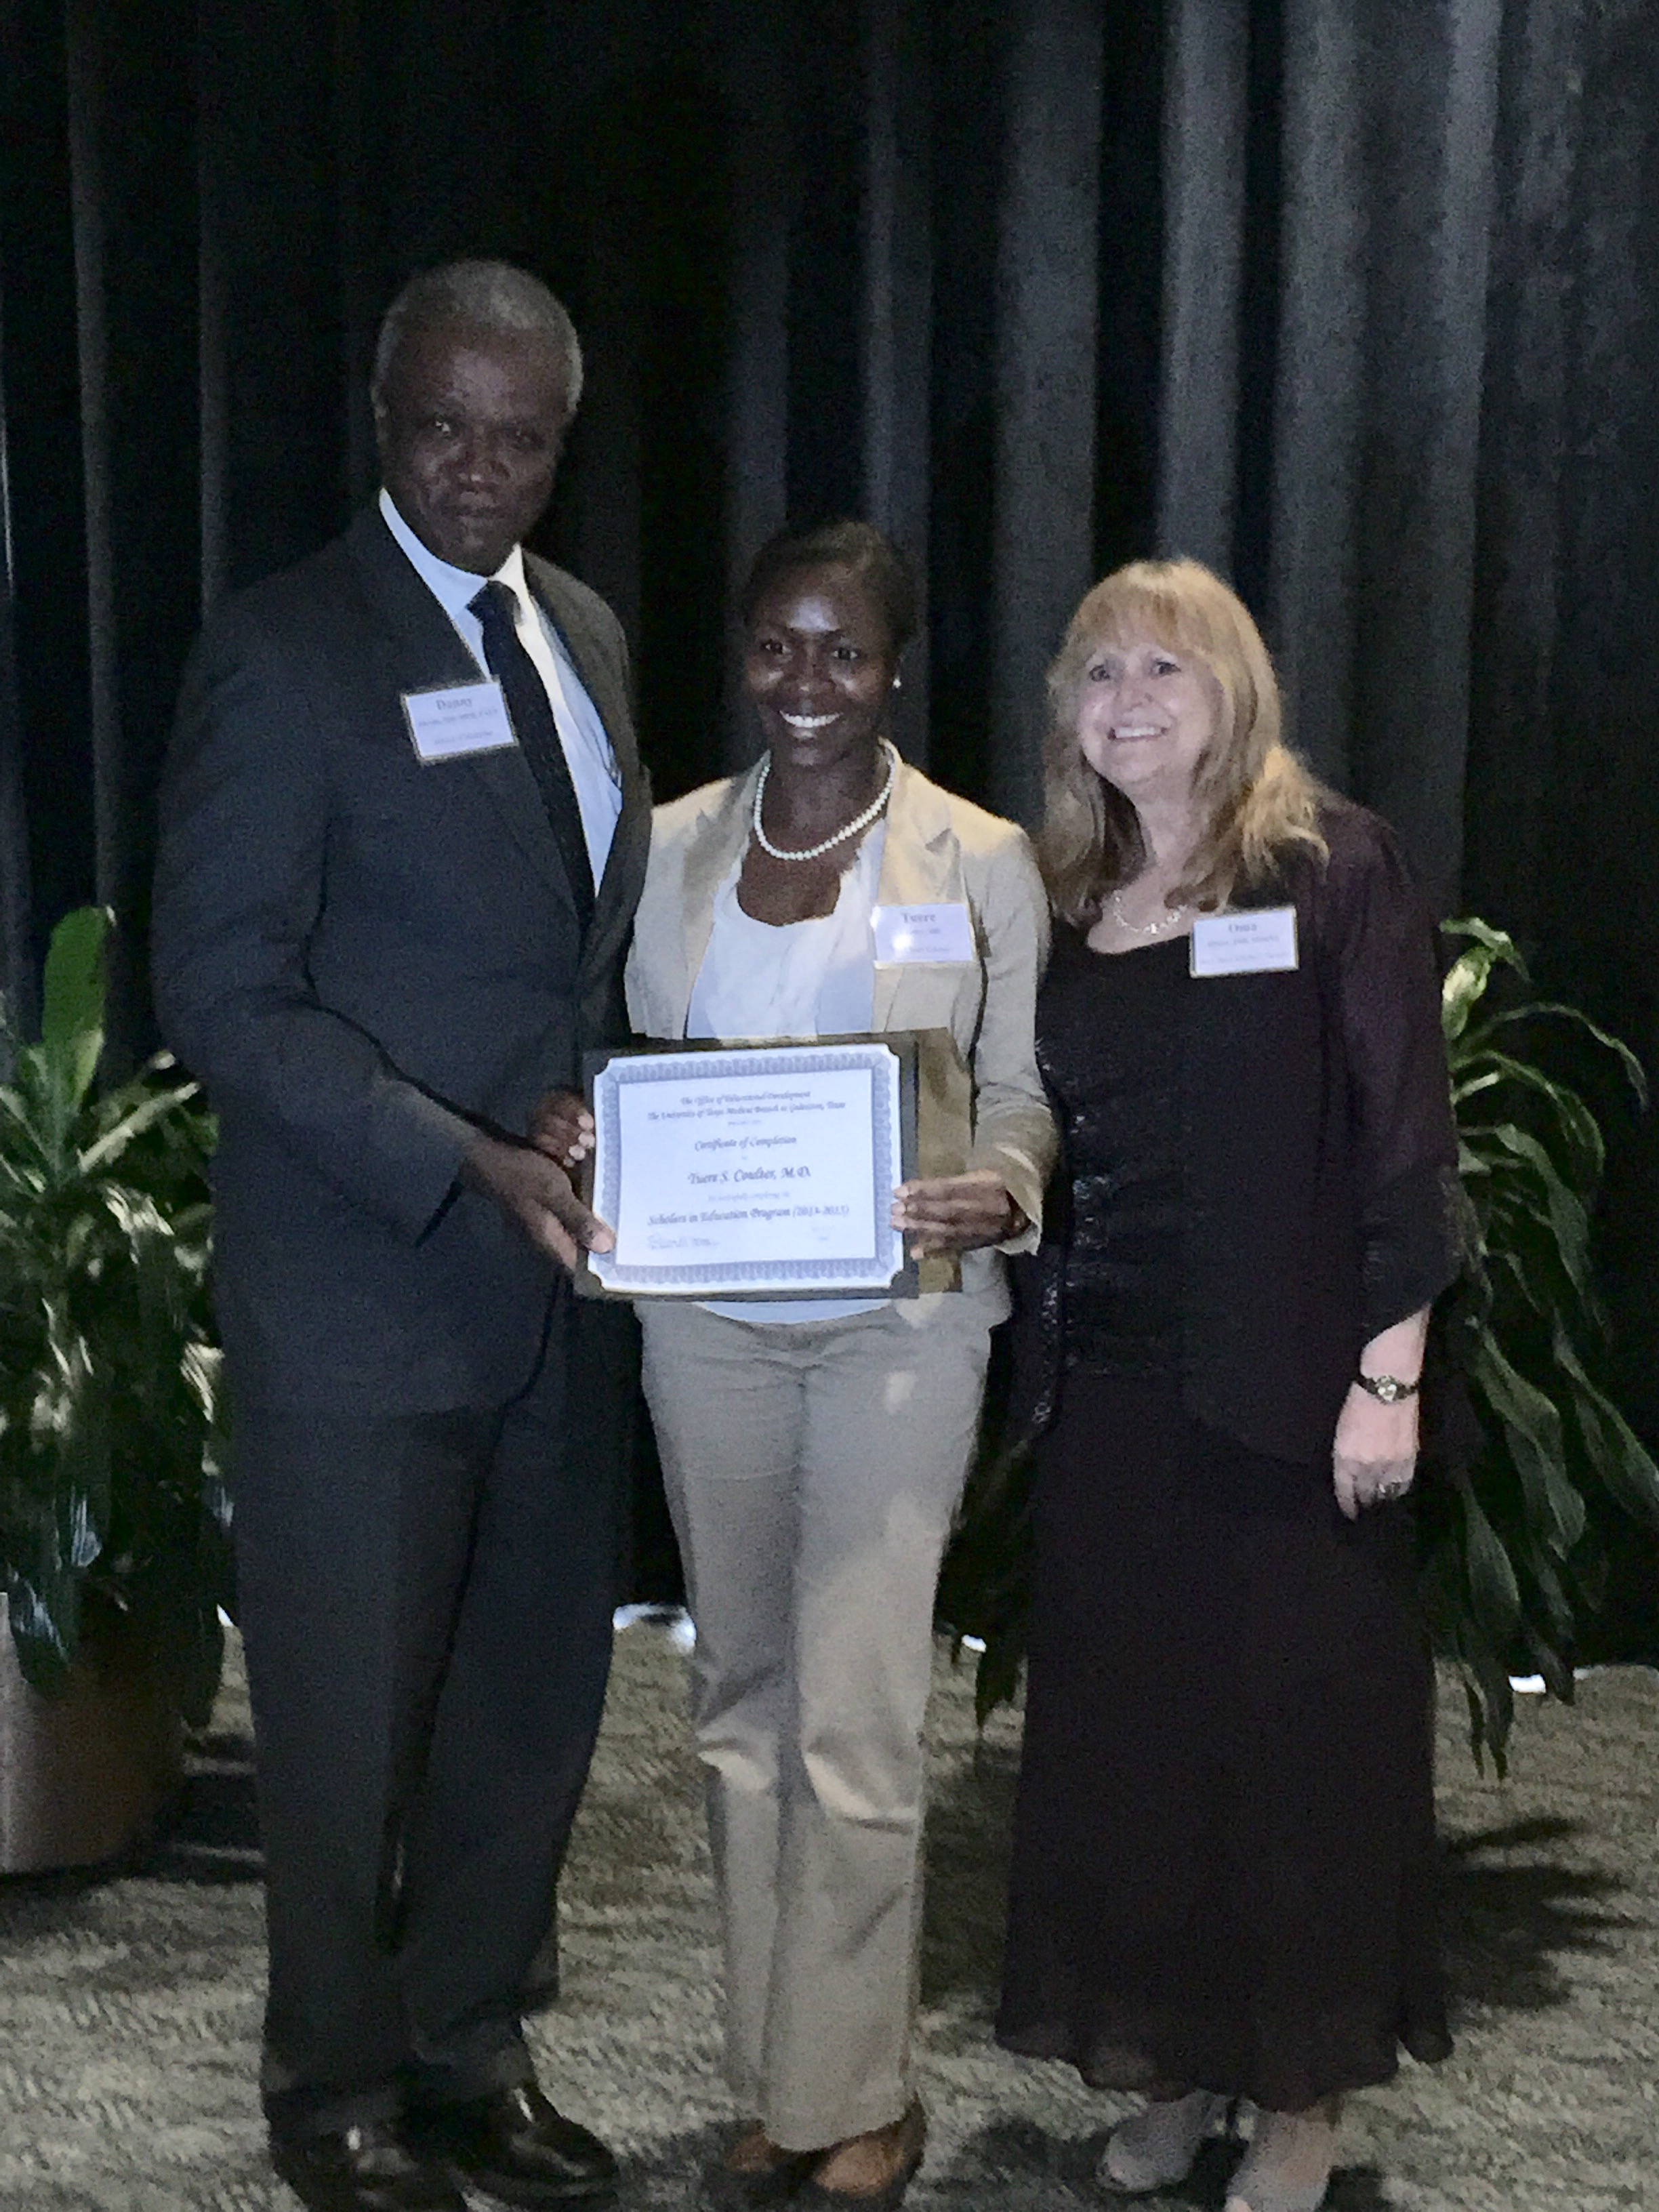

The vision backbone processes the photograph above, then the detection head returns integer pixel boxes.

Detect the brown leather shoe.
[701,2123,821,2209]
[797,2100,927,2209]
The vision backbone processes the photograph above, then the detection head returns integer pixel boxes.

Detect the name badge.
[872,902,976,964]
[402,680,518,763]
[1189,905,1298,977]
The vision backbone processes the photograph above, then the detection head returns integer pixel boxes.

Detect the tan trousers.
[638,1294,996,2149]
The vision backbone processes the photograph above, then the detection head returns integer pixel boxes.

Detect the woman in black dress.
[996,560,1459,2212]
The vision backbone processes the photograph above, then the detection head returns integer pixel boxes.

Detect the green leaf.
[0,931,223,1712]
[1441,915,1530,966]
[1441,947,1498,1043]
[1461,1122,1591,1290]
[1482,1002,1649,1110]
[1451,1049,1605,1194]
[1439,919,1529,1043]
[1517,1539,1575,1645]
[1521,1624,1574,1703]
[1467,1330,1583,1555]
[1551,1326,1659,1534]
[39,907,110,1125]
[4,1570,77,1692]
[1455,1467,1521,1641]
[77,1080,202,1176]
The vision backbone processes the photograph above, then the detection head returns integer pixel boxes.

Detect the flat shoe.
[1099,2091,1230,2194]
[1225,2129,1333,2212]
[796,2100,926,2209]
[701,2132,821,2209]
[1225,2184,1328,2212]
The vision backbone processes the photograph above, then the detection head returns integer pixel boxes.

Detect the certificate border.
[576,1036,921,1301]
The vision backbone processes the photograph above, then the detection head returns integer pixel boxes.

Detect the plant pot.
[0,1593,184,1873]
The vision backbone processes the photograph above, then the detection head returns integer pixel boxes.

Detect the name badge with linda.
[1189,906,1298,977]
[402,680,518,763]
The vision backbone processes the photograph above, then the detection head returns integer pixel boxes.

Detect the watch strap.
[1355,1371,1420,1404]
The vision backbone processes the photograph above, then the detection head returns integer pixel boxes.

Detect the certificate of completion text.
[586,1042,906,1298]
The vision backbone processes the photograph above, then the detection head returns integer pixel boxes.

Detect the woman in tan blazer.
[617,523,1052,2208]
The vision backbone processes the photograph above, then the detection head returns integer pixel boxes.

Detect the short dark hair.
[371,260,583,413]
[739,520,919,656]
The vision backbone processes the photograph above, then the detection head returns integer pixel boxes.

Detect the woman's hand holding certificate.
[890,1168,1024,1258]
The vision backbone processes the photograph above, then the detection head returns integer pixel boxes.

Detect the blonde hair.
[1038,557,1327,926]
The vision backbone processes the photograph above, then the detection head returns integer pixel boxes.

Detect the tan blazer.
[626,758,1056,1307]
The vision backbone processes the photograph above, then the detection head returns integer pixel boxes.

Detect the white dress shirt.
[379,489,622,885]
[687,825,888,1325]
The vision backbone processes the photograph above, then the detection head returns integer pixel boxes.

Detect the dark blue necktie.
[470,580,596,933]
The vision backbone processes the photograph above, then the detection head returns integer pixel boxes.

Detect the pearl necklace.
[1108,884,1191,937]
[752,739,899,862]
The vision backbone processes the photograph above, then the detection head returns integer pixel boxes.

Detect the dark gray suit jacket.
[154,507,651,1414]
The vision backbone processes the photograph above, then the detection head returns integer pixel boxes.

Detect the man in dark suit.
[153,261,650,2212]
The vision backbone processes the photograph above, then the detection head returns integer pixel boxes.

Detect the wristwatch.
[1355,1372,1420,1404]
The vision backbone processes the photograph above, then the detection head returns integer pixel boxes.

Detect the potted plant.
[1422,919,1659,1764]
[938,918,1659,1771]
[0,906,230,1870]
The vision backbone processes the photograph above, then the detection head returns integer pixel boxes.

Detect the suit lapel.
[670,771,756,1027]
[524,554,652,985]
[346,511,573,908]
[871,766,962,1031]
[529,564,634,773]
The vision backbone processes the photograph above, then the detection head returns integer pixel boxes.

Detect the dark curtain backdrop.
[3,0,1658,1441]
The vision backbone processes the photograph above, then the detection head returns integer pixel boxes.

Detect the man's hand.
[890,1169,1025,1258]
[529,1087,595,1170]
[1332,1384,1418,1520]
[462,1130,613,1271]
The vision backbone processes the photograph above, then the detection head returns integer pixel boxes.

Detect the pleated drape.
[1,1,1656,1424]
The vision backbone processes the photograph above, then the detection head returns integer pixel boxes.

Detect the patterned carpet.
[0,1624,1654,2211]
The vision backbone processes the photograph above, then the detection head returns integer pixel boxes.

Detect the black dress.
[996,926,1451,2113]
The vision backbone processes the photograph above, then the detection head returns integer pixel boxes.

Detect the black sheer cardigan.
[1010,796,1464,1469]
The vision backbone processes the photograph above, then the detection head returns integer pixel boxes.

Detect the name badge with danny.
[402,680,518,763]
[1189,905,1298,977]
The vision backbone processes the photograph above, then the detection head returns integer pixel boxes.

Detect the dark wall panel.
[2,0,1658,1462]
[2,0,94,986]
[785,0,864,524]
[206,0,349,588]
[1461,0,1659,1440]
[594,57,731,804]
[78,0,201,1060]
[927,0,1008,804]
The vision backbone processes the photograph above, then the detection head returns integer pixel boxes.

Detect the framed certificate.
[576,1032,964,1302]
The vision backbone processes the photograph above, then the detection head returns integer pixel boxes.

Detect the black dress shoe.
[271,2120,467,2212]
[413,2080,619,2205]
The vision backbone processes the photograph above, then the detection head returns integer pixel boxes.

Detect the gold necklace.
[1108,885,1189,937]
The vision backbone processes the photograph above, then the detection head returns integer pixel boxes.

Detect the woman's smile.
[1076,636,1220,796]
